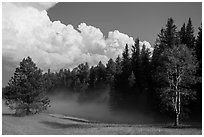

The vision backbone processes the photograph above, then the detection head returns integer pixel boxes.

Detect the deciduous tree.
[157,45,198,126]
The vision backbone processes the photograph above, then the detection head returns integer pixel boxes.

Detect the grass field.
[2,102,202,135]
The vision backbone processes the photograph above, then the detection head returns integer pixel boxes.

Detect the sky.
[48,2,202,44]
[2,2,202,86]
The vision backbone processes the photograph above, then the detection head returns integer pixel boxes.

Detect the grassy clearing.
[2,102,202,135]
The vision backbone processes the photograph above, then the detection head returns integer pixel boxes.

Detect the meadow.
[2,101,201,135]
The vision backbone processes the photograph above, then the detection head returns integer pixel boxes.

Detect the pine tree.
[164,18,179,48]
[152,18,179,73]
[195,24,202,73]
[106,58,116,85]
[88,66,97,88]
[179,23,186,44]
[95,61,106,84]
[186,17,195,49]
[114,55,122,89]
[77,62,90,83]
[140,44,151,91]
[115,55,122,75]
[193,24,202,119]
[152,18,179,86]
[131,38,140,89]
[121,44,132,88]
[5,57,50,116]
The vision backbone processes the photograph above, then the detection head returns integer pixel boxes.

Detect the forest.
[3,17,202,126]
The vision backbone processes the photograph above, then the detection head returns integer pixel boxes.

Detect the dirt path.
[2,102,202,135]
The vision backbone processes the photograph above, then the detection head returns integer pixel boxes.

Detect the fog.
[46,89,156,124]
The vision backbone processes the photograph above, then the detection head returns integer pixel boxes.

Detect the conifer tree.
[121,44,132,87]
[186,17,195,49]
[195,24,202,73]
[164,18,179,48]
[5,57,50,116]
[106,58,116,85]
[179,23,186,44]
[131,38,140,89]
[95,61,106,83]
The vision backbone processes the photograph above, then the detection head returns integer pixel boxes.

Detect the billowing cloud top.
[3,2,153,71]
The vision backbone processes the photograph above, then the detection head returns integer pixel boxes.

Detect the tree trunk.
[175,113,179,126]
[174,90,181,127]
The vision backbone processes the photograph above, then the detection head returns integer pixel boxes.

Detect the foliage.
[186,18,195,49]
[152,18,199,125]
[158,45,198,109]
[4,57,50,116]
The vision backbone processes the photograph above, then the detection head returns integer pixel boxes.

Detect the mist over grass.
[46,88,158,124]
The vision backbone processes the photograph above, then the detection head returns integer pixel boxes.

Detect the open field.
[2,102,202,135]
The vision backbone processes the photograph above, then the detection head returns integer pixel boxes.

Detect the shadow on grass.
[163,124,202,129]
[2,113,16,117]
[40,121,93,129]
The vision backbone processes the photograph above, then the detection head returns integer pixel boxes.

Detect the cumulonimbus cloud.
[2,2,153,71]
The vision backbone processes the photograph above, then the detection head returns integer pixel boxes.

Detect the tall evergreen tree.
[106,58,116,85]
[164,18,179,48]
[152,18,179,71]
[186,17,195,49]
[121,44,132,88]
[131,38,140,89]
[179,23,186,44]
[140,44,151,91]
[152,18,179,81]
[88,66,97,88]
[195,24,202,72]
[115,55,122,75]
[95,61,106,84]
[114,55,122,89]
[77,62,90,83]
[5,57,50,116]
[192,24,202,120]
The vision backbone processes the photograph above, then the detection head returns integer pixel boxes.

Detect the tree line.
[3,17,202,126]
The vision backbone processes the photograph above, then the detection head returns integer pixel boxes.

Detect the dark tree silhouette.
[179,23,186,44]
[121,44,132,88]
[152,18,179,79]
[131,38,141,90]
[191,24,202,120]
[88,66,97,88]
[161,18,179,48]
[76,62,90,84]
[114,55,122,89]
[95,61,106,84]
[106,58,116,86]
[5,57,50,116]
[195,24,202,75]
[186,18,195,49]
[140,44,151,92]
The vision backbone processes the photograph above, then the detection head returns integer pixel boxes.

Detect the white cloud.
[78,23,106,55]
[5,2,57,11]
[105,30,135,59]
[2,2,152,71]
[139,41,154,53]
